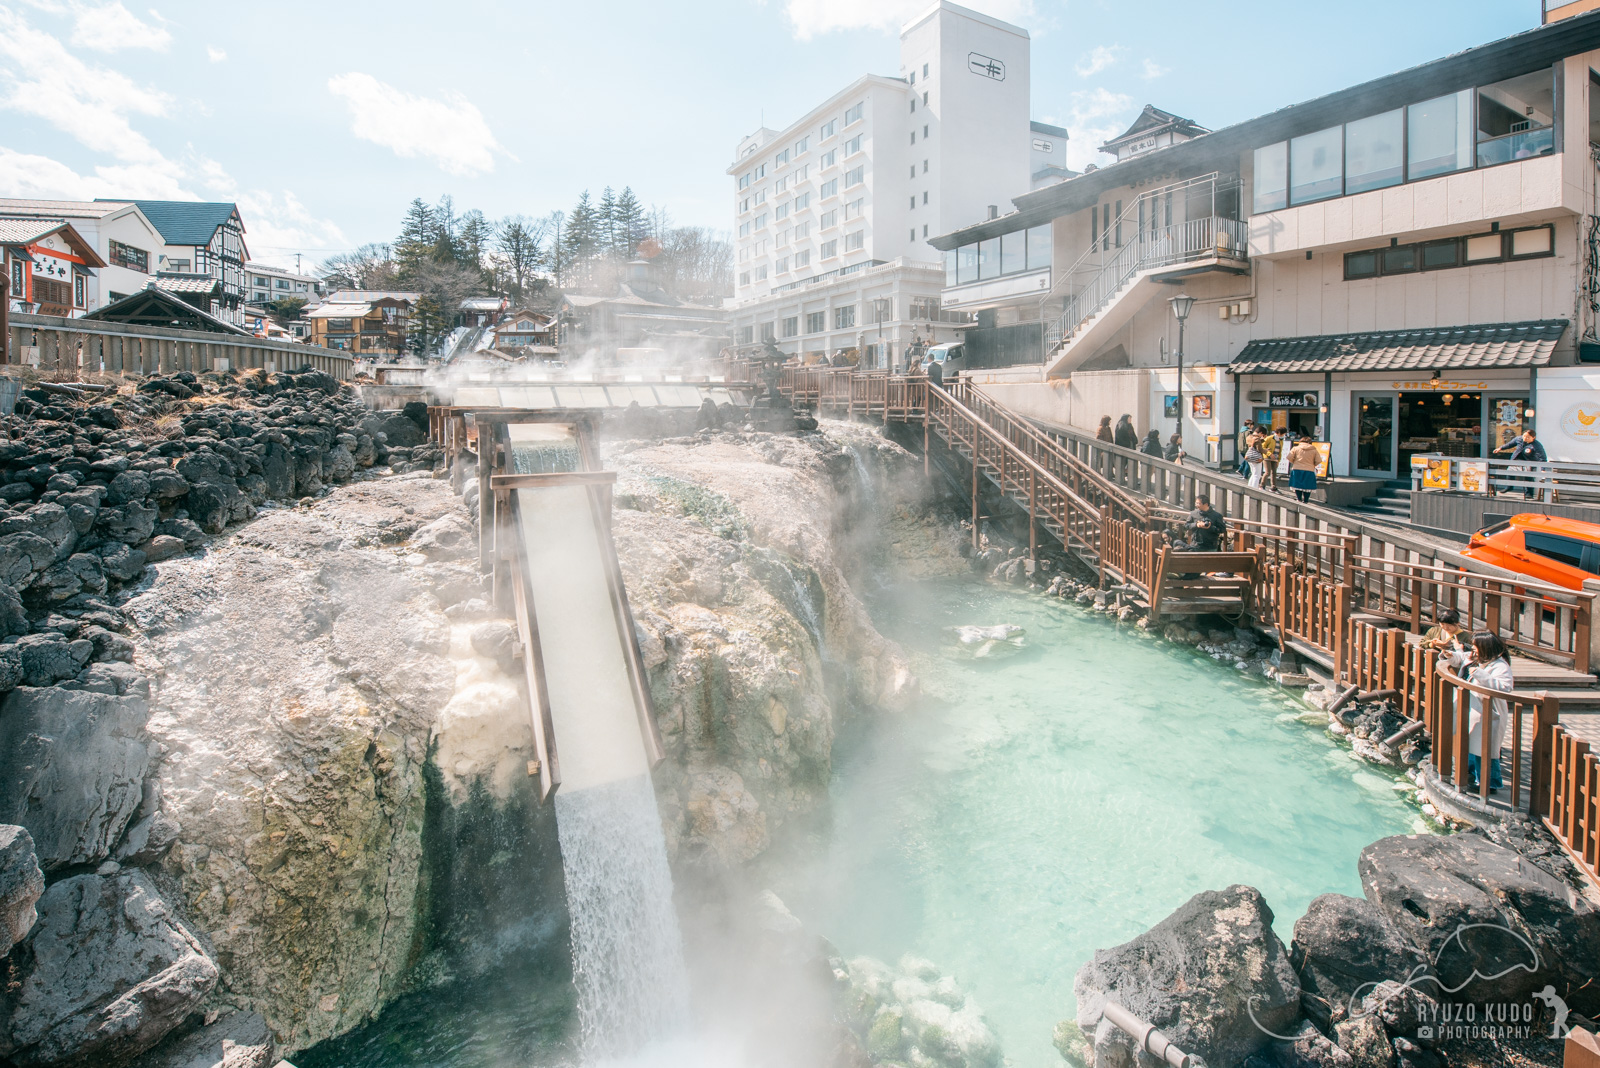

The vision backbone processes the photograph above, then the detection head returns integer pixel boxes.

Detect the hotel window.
[755,213,767,230]
[778,228,790,247]
[1408,89,1474,179]
[821,149,837,169]
[910,165,916,179]
[910,131,917,145]
[795,136,809,155]
[739,173,752,190]
[922,63,928,77]
[922,92,928,105]
[776,202,790,220]
[777,256,790,273]
[1342,225,1553,279]
[844,134,862,155]
[739,222,751,237]
[844,166,864,188]
[795,249,811,267]
[835,304,855,328]
[923,159,929,173]
[923,124,929,138]
[806,310,825,333]
[910,196,917,210]
[911,228,917,241]
[820,119,837,139]
[820,209,839,228]
[1289,126,1343,205]
[821,239,839,259]
[796,221,811,238]
[776,148,790,165]
[845,197,864,220]
[1477,71,1556,165]
[762,323,775,342]
[755,163,767,178]
[1344,109,1404,194]
[844,230,864,252]
[782,316,799,337]
[795,165,809,182]
[844,102,863,124]
[776,176,788,193]
[922,191,928,204]
[923,224,929,237]
[757,265,768,280]
[795,192,811,210]
[911,98,917,113]
[739,325,753,343]
[754,190,766,204]
[821,179,838,199]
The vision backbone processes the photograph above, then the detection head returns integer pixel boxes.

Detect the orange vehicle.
[1462,514,1600,590]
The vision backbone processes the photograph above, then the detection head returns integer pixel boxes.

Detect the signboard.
[1269,391,1318,409]
[1191,394,1212,419]
[1457,460,1489,493]
[1493,398,1527,451]
[1314,442,1330,478]
[1163,394,1179,419]
[1417,456,1452,490]
[967,52,1005,80]
[1391,379,1489,391]
[1560,401,1600,443]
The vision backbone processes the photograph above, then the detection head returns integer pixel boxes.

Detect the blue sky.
[0,0,1538,269]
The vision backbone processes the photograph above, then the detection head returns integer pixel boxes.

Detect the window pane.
[1421,240,1460,269]
[1525,532,1584,569]
[1465,233,1504,262]
[1290,126,1343,204]
[944,248,957,287]
[1026,224,1052,270]
[1477,70,1556,166]
[1253,141,1288,213]
[1345,250,1379,278]
[1344,109,1403,194]
[977,237,999,280]
[1510,226,1553,257]
[1382,246,1417,273]
[1407,89,1473,180]
[1000,231,1026,274]
[957,244,978,284]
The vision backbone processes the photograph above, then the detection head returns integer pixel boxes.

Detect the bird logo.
[1578,409,1598,426]
[1564,404,1600,438]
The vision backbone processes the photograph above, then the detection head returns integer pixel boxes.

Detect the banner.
[1420,457,1452,490]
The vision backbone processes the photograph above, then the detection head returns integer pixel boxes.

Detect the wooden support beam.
[490,471,618,490]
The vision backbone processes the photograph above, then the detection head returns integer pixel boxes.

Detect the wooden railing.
[6,311,354,380]
[1430,661,1558,816]
[1548,726,1598,881]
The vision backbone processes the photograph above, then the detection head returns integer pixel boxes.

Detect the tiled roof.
[1229,320,1568,375]
[0,199,125,219]
[324,290,420,303]
[0,218,64,244]
[110,201,238,245]
[152,274,220,294]
[305,302,373,318]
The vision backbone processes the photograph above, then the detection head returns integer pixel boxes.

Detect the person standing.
[1287,434,1320,503]
[1261,426,1287,492]
[1140,429,1164,458]
[1243,427,1267,488]
[1096,416,1114,443]
[1455,632,1513,792]
[926,355,944,389]
[1164,433,1185,463]
[1114,414,1139,450]
[1496,429,1547,499]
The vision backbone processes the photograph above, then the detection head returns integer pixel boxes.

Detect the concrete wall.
[1411,491,1600,536]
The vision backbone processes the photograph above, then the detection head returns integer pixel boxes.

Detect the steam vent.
[4,4,1600,1068]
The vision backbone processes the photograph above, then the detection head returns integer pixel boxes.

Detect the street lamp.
[1169,294,1195,441]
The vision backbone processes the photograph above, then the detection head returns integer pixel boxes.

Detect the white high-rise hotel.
[727,1,1064,367]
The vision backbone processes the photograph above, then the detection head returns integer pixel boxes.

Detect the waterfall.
[554,775,692,1058]
[845,444,876,510]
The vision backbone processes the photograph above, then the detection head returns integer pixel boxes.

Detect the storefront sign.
[1314,442,1330,479]
[1457,460,1489,493]
[1269,391,1318,409]
[1493,398,1527,451]
[1560,401,1600,442]
[1391,380,1489,391]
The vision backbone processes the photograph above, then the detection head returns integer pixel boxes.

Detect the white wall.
[1535,366,1600,463]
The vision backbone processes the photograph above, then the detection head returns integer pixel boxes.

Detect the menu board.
[1314,442,1330,479]
[1420,457,1452,490]
[1456,460,1489,494]
[1493,399,1525,451]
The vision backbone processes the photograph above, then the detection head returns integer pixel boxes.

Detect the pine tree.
[394,199,437,276]
[597,187,619,259]
[458,209,491,276]
[562,192,600,288]
[430,195,459,265]
[613,187,646,259]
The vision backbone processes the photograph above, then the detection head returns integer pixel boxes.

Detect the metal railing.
[5,311,353,380]
[1409,452,1600,503]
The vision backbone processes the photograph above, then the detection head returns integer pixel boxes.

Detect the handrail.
[1431,659,1558,813]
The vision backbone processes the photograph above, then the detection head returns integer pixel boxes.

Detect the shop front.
[1349,380,1532,479]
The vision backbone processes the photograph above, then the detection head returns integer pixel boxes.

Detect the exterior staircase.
[1349,479,1412,521]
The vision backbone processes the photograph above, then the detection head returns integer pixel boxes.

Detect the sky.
[0,0,1540,271]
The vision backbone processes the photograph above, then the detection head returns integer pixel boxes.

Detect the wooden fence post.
[1531,695,1559,819]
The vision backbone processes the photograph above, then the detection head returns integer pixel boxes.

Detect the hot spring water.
[303,575,1423,1068]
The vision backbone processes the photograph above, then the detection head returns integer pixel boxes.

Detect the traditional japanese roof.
[0,218,107,266]
[83,286,251,335]
[324,290,420,303]
[1229,320,1568,375]
[109,200,241,246]
[152,273,220,295]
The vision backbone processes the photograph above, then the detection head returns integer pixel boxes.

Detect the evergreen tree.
[458,209,491,276]
[430,195,459,265]
[598,187,619,259]
[613,187,646,259]
[394,199,437,275]
[562,192,599,288]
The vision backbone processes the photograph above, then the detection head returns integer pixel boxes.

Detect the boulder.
[0,871,218,1066]
[114,811,181,867]
[1074,886,1302,1068]
[1270,1019,1353,1068]
[1332,1014,1393,1068]
[14,632,94,686]
[0,583,28,637]
[1358,833,1600,1015]
[124,1010,273,1068]
[1291,894,1425,1014]
[0,685,151,871]
[0,533,58,588]
[97,541,150,583]
[100,500,160,545]
[0,825,44,956]
[33,553,107,602]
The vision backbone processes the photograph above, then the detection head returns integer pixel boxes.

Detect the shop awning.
[1229,320,1567,375]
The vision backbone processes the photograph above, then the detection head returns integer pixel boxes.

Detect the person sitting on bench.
[1180,495,1227,553]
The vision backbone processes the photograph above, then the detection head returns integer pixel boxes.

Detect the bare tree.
[318,243,397,291]
[493,215,550,303]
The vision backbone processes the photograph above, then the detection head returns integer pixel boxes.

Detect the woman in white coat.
[1450,632,1513,792]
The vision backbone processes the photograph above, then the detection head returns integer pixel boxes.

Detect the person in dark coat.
[1140,429,1164,458]
[1182,494,1227,552]
[1096,416,1113,442]
[1164,433,1184,463]
[926,357,944,388]
[1497,429,1548,499]
[1114,414,1138,449]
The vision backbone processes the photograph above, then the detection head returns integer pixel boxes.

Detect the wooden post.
[971,454,979,551]
[1530,694,1559,818]
[1028,470,1037,560]
[477,429,494,575]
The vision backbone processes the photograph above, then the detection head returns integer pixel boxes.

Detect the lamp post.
[1169,294,1195,446]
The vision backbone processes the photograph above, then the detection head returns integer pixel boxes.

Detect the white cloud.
[784,0,1033,40]
[70,1,170,51]
[1075,45,1123,78]
[235,190,349,269]
[206,45,226,62]
[1065,88,1135,172]
[327,72,503,177]
[1141,58,1167,79]
[0,147,191,199]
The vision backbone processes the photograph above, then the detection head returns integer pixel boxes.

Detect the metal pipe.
[1327,684,1361,715]
[1102,1002,1204,1068]
[1357,688,1398,702]
[1382,719,1426,748]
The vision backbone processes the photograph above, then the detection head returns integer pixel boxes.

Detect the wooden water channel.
[748,363,1600,884]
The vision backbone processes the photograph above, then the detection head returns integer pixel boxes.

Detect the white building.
[726,0,1046,367]
[244,261,325,307]
[0,199,166,311]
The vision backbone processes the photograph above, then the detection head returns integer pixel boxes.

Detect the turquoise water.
[758,578,1424,1068]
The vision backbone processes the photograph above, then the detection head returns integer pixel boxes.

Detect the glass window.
[1421,240,1460,270]
[1509,226,1553,257]
[1027,224,1052,270]
[844,102,863,124]
[977,237,999,280]
[1382,246,1417,273]
[1000,230,1026,274]
[1253,141,1288,213]
[1465,233,1504,262]
[957,243,978,284]
[782,316,798,337]
[807,311,825,333]
[1407,89,1473,180]
[1525,532,1585,570]
[1290,126,1343,205]
[1477,70,1556,166]
[1344,250,1379,279]
[835,305,855,328]
[943,249,957,287]
[1343,109,1403,195]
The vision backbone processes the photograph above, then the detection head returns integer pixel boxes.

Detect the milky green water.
[301,576,1423,1068]
[758,578,1425,1068]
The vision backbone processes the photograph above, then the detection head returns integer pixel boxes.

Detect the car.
[1461,513,1600,590]
[924,342,967,376]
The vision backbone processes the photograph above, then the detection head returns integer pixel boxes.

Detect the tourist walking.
[1261,427,1287,492]
[1096,416,1114,443]
[1287,434,1320,503]
[1164,433,1185,463]
[1496,429,1547,499]
[1114,414,1138,450]
[1243,427,1267,488]
[926,356,944,389]
[1140,429,1164,458]
[1452,632,1513,792]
